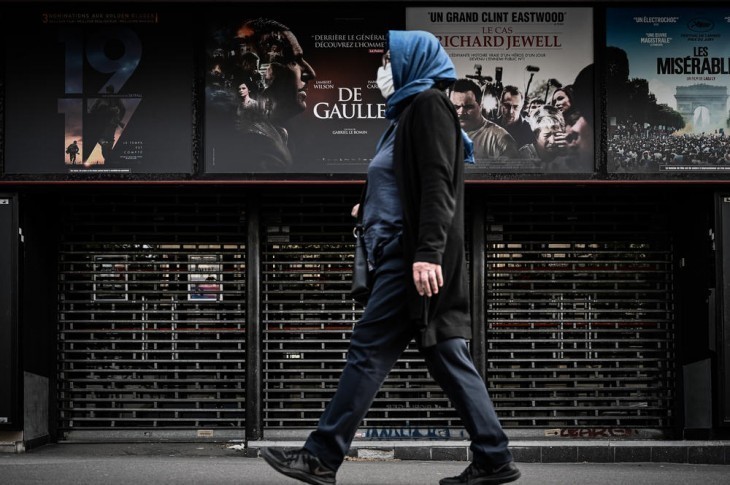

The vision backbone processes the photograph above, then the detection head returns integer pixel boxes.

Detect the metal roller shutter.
[55,188,677,440]
[57,192,247,439]
[484,192,676,436]
[260,191,462,439]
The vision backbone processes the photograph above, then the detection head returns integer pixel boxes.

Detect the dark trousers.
[304,237,512,471]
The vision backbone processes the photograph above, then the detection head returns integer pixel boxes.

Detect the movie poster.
[204,6,401,174]
[606,8,730,174]
[407,7,594,174]
[4,7,193,174]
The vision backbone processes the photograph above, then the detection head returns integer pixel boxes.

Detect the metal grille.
[261,191,462,435]
[484,192,676,432]
[57,192,247,433]
[54,188,679,439]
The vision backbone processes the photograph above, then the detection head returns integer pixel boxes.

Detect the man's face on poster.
[565,115,593,161]
[500,91,522,126]
[244,27,316,123]
[450,90,482,131]
[528,100,544,119]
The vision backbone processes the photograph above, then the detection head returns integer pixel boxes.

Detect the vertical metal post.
[470,197,488,379]
[246,194,262,440]
[0,194,20,430]
[715,193,730,426]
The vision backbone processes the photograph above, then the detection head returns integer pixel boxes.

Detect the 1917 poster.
[204,6,400,174]
[607,8,730,174]
[4,7,193,174]
[407,7,594,174]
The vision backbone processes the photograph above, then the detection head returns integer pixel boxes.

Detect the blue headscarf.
[385,30,474,164]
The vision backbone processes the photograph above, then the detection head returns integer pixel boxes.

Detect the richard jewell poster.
[204,6,402,175]
[607,8,730,174]
[407,7,594,175]
[3,6,193,175]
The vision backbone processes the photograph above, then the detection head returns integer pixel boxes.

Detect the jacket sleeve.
[409,91,459,265]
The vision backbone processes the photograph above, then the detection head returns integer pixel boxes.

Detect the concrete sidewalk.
[6,438,730,464]
[0,443,729,485]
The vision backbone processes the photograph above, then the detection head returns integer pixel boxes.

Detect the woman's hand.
[412,261,443,297]
[351,204,360,218]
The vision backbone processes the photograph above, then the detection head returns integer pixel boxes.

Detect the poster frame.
[0,1,729,183]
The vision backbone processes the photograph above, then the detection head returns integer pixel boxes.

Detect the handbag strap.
[355,181,367,224]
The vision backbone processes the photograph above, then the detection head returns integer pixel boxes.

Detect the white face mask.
[376,64,394,100]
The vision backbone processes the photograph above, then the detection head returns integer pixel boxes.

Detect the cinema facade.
[1,1,729,451]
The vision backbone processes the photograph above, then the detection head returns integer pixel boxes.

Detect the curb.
[245,440,730,465]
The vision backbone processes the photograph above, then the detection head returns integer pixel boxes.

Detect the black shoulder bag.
[350,184,371,306]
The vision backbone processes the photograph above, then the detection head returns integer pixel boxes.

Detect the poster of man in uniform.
[606,8,730,174]
[3,7,193,174]
[203,6,400,174]
[406,7,594,174]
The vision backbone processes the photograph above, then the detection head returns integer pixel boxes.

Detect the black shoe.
[439,460,520,485]
[260,447,336,485]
